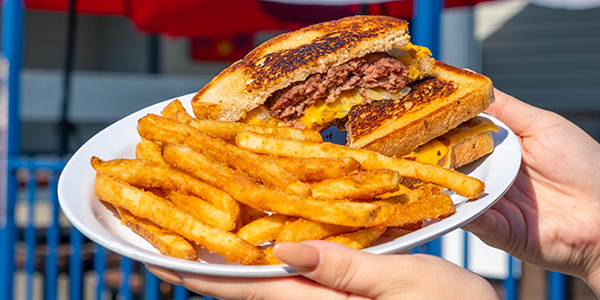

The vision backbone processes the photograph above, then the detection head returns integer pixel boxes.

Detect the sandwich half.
[191,15,496,169]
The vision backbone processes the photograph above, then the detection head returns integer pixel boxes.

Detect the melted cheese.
[413,120,499,166]
[389,43,432,82]
[415,139,448,165]
[242,105,284,126]
[447,122,499,145]
[299,89,363,128]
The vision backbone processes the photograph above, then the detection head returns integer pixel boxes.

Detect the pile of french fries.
[92,99,485,265]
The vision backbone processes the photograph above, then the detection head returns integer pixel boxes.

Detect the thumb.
[274,240,398,298]
[485,88,545,137]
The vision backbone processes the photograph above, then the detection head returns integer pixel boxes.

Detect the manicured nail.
[146,264,183,285]
[273,242,320,271]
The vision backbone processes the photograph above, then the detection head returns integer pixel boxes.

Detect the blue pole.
[549,271,567,300]
[145,270,161,300]
[2,0,23,155]
[69,228,84,300]
[503,256,519,300]
[0,1,24,299]
[411,0,443,59]
[174,285,190,300]
[94,245,107,300]
[120,256,134,300]
[45,174,61,300]
[25,174,37,300]
[411,0,443,257]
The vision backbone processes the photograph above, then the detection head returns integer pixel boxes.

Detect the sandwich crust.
[346,61,495,157]
[192,15,410,122]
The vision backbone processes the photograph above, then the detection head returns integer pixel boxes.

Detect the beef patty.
[267,52,409,123]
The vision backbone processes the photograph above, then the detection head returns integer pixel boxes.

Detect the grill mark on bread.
[233,17,406,92]
[346,77,457,140]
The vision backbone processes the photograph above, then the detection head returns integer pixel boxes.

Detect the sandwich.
[191,15,497,170]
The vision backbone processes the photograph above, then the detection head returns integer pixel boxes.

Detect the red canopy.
[24,0,493,38]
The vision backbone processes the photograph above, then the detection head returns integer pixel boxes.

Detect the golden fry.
[115,206,198,261]
[164,190,236,231]
[161,99,193,122]
[310,169,400,201]
[325,227,386,250]
[265,156,361,182]
[368,194,456,227]
[162,144,380,227]
[276,218,357,243]
[91,157,240,219]
[135,139,166,164]
[236,203,269,231]
[95,173,264,265]
[237,214,294,246]
[236,132,484,199]
[138,114,311,197]
[186,118,323,144]
[257,247,283,265]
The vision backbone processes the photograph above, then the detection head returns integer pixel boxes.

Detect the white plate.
[58,92,522,278]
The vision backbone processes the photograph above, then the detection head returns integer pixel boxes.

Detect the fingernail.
[273,242,320,271]
[146,264,183,285]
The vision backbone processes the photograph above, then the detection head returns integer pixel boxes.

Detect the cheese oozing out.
[410,117,500,167]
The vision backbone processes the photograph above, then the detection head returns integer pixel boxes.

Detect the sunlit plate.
[58,92,522,277]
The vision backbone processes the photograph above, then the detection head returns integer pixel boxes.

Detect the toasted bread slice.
[192,16,411,122]
[345,61,494,157]
[448,130,494,169]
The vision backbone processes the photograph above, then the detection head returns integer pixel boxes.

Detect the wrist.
[584,265,600,297]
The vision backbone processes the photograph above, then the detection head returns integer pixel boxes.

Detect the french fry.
[91,157,240,219]
[237,214,295,246]
[325,227,386,250]
[368,194,456,228]
[236,203,269,230]
[163,189,236,231]
[236,132,484,199]
[186,118,323,144]
[135,139,166,164]
[162,144,381,227]
[161,99,193,122]
[138,114,311,197]
[310,169,400,201]
[374,183,443,203]
[95,173,264,265]
[257,247,283,265]
[115,206,198,261]
[276,218,357,243]
[264,156,361,182]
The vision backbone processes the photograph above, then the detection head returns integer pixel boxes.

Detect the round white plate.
[58,92,522,278]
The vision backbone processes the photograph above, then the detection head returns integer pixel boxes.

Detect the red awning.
[24,0,494,38]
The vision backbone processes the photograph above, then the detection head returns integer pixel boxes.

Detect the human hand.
[147,241,498,300]
[463,88,600,293]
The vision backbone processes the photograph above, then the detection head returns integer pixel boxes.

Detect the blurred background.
[1,0,599,299]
